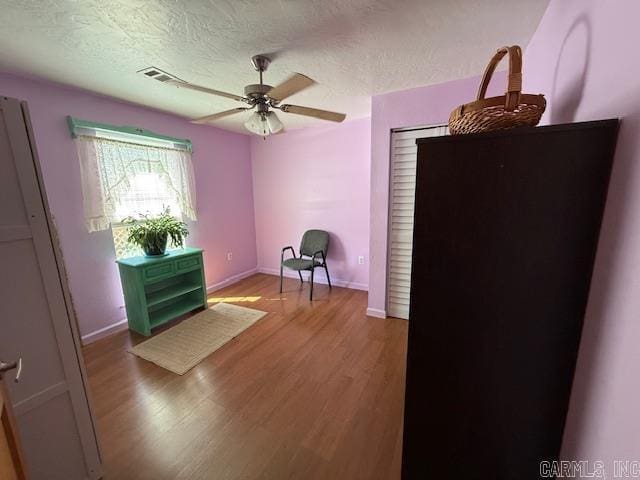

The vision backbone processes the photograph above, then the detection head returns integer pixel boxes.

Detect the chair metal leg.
[310,268,314,301]
[298,271,303,284]
[279,264,283,293]
[324,263,332,289]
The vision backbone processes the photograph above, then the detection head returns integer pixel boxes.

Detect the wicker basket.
[449,45,546,135]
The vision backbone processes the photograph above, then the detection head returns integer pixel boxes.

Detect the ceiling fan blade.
[166,79,247,102]
[279,104,346,122]
[190,108,251,124]
[267,73,316,102]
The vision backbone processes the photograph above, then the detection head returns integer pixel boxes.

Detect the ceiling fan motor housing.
[244,84,273,100]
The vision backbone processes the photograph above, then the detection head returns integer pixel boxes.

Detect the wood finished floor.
[83,273,408,480]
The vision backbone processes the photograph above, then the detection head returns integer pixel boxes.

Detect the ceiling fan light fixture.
[244,111,284,136]
[244,111,269,136]
[265,111,284,134]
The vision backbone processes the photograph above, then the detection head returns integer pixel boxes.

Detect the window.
[111,171,184,259]
[113,172,182,220]
[73,122,197,258]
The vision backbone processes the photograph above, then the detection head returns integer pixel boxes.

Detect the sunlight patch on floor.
[207,296,261,304]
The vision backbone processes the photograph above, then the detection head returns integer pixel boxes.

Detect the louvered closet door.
[387,126,448,319]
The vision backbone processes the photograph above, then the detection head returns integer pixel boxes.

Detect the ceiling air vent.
[137,67,183,83]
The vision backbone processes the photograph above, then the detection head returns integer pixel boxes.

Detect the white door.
[387,126,448,319]
[0,97,102,479]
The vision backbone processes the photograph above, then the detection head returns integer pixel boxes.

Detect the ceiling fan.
[163,55,346,136]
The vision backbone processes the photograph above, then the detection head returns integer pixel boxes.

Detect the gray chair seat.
[282,258,321,271]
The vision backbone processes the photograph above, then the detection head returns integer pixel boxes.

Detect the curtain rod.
[66,116,193,152]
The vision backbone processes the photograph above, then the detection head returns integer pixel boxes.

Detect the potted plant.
[123,207,189,257]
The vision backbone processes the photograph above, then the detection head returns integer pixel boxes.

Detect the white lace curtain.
[76,136,197,232]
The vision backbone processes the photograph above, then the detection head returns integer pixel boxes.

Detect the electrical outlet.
[358,255,365,265]
[227,252,233,261]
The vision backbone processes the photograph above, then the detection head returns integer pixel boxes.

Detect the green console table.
[116,247,207,336]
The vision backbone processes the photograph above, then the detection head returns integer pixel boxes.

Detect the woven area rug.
[128,302,268,375]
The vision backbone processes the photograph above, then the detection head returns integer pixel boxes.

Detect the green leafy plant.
[123,207,189,256]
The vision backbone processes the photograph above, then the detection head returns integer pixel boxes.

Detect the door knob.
[0,358,22,383]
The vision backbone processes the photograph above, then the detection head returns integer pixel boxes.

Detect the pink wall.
[0,73,257,339]
[524,0,640,468]
[367,72,505,315]
[251,118,370,290]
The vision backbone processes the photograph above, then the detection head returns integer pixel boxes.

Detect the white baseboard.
[257,267,368,291]
[366,307,387,319]
[206,267,258,293]
[81,317,128,345]
[81,267,260,345]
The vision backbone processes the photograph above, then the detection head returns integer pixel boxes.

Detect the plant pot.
[143,234,168,257]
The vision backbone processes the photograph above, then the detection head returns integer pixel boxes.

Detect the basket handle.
[476,46,522,111]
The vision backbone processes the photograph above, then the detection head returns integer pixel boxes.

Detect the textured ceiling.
[0,0,549,133]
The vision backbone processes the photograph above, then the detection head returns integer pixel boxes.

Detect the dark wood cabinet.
[401,120,618,479]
